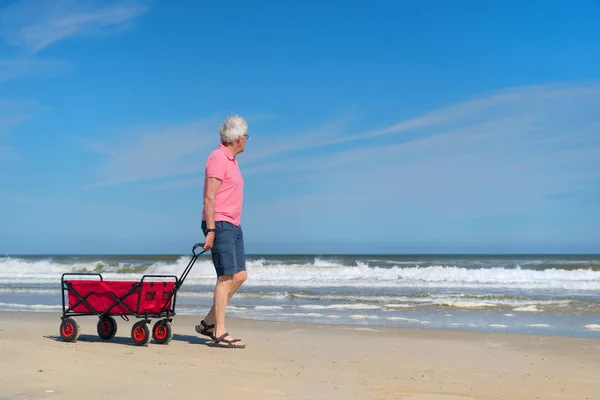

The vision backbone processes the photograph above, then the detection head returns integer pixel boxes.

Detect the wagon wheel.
[152,319,172,345]
[131,321,150,346]
[60,317,80,342]
[97,316,118,340]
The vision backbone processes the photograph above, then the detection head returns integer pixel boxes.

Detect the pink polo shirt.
[202,144,244,226]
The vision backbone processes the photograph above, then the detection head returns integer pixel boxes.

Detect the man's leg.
[211,273,245,343]
[212,274,232,338]
[201,270,247,330]
[199,223,246,347]
[209,223,246,347]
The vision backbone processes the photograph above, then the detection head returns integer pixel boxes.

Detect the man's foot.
[208,332,246,348]
[195,320,214,338]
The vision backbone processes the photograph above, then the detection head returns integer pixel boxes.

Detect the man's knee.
[217,274,234,287]
[234,270,247,286]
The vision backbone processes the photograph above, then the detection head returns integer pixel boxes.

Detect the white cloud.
[0,99,43,130]
[143,177,205,192]
[0,99,43,161]
[0,99,45,160]
[241,115,351,163]
[245,82,600,221]
[0,0,148,53]
[319,82,600,146]
[0,58,72,82]
[86,82,600,227]
[0,144,14,160]
[86,119,221,187]
[88,115,352,189]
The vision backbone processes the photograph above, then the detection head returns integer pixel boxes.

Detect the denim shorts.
[201,220,246,277]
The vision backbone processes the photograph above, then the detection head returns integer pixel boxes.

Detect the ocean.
[1,253,600,338]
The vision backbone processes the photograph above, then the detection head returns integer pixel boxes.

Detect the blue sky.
[1,0,599,254]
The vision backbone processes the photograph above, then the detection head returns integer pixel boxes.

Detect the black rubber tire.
[97,316,118,340]
[60,317,80,342]
[131,321,150,346]
[152,319,172,345]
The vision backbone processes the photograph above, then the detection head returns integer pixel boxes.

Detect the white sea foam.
[439,300,496,308]
[176,292,214,299]
[513,305,541,312]
[288,293,572,310]
[2,254,600,293]
[3,255,599,291]
[489,324,508,328]
[386,317,424,324]
[584,324,600,331]
[349,314,379,320]
[313,258,346,267]
[384,304,411,309]
[0,256,217,284]
[280,313,324,318]
[339,327,380,332]
[293,293,402,303]
[0,302,61,310]
[325,303,381,310]
[526,324,551,328]
[0,287,56,294]
[227,305,247,310]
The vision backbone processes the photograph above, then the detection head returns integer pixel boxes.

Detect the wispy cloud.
[86,81,600,226]
[86,114,353,188]
[84,118,222,187]
[0,0,148,53]
[0,58,72,82]
[316,82,600,146]
[0,99,44,129]
[244,82,600,221]
[0,99,46,160]
[0,144,14,161]
[241,115,352,163]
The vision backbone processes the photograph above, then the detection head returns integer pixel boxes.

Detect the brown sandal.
[208,332,246,349]
[195,320,214,338]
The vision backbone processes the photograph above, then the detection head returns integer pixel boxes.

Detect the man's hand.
[203,232,215,250]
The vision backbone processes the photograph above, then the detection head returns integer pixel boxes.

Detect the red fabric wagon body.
[67,280,176,315]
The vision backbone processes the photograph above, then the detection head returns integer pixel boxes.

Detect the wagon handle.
[177,242,208,288]
[192,242,207,256]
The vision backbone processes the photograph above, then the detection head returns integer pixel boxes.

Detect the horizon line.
[4,252,600,257]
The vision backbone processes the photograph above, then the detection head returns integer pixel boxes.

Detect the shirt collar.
[218,143,235,161]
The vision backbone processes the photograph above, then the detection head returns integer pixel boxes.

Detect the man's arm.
[203,177,222,250]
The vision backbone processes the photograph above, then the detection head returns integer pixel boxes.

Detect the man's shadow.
[44,333,211,347]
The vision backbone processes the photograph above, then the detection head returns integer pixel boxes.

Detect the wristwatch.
[206,228,216,234]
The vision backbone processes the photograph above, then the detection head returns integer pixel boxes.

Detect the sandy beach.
[0,312,598,400]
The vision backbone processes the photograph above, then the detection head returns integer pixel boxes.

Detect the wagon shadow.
[45,334,140,346]
[44,333,212,346]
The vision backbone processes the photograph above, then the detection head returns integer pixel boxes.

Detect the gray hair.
[219,114,248,145]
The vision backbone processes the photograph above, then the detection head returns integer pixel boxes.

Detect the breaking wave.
[1,255,599,290]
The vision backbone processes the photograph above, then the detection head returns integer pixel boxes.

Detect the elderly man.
[195,115,249,349]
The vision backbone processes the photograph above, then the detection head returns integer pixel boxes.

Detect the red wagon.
[59,243,206,346]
